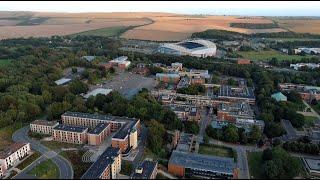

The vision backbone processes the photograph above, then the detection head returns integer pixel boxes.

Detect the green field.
[198,144,235,159]
[304,116,318,128]
[71,26,127,37]
[28,159,59,179]
[0,59,13,67]
[247,151,265,179]
[17,152,42,170]
[238,50,312,61]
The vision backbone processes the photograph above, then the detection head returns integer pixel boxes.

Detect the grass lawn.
[247,151,264,179]
[0,59,13,67]
[237,50,312,61]
[41,141,82,151]
[304,116,318,128]
[0,123,27,151]
[28,159,59,179]
[16,152,42,170]
[71,26,127,37]
[198,144,236,159]
[59,150,92,179]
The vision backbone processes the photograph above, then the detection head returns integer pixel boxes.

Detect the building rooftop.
[54,78,72,85]
[0,143,28,159]
[176,132,195,152]
[62,111,135,124]
[112,120,137,139]
[30,120,58,127]
[83,88,113,99]
[53,124,88,133]
[156,73,180,78]
[131,160,158,179]
[82,56,95,62]
[219,85,255,99]
[169,150,235,175]
[110,56,128,62]
[271,92,287,102]
[88,123,110,135]
[303,158,320,171]
[81,147,121,179]
[218,102,254,119]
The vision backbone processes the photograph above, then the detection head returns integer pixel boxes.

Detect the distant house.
[271,92,287,102]
[237,58,251,65]
[82,56,96,62]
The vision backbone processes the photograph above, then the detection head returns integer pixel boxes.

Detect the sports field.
[237,50,312,61]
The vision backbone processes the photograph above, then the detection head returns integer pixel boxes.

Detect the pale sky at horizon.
[1,1,320,16]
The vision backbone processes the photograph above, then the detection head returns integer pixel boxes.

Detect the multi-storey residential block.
[30,120,59,135]
[130,160,158,179]
[61,112,136,133]
[88,123,111,146]
[53,124,88,144]
[81,147,122,179]
[0,143,31,176]
[111,120,139,153]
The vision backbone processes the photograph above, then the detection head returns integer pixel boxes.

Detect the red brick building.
[88,123,111,146]
[53,124,88,144]
[237,59,251,65]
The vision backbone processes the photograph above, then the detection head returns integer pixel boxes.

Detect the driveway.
[12,126,73,179]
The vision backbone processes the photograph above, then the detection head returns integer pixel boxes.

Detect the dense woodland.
[230,23,279,29]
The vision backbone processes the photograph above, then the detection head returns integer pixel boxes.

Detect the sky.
[1,1,320,16]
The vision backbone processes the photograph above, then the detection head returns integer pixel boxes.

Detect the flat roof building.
[302,158,320,177]
[82,56,95,62]
[168,150,236,179]
[217,102,254,123]
[112,121,139,153]
[83,88,113,99]
[81,147,121,179]
[88,123,111,146]
[130,160,158,179]
[54,78,72,85]
[30,120,59,135]
[53,124,88,144]
[0,143,31,176]
[218,85,255,104]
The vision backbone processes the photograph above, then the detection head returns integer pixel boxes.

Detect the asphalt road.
[12,126,74,179]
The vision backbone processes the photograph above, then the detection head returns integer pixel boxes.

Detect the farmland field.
[71,26,127,37]
[275,19,320,34]
[237,50,312,61]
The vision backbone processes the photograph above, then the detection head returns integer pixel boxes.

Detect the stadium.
[157,39,217,58]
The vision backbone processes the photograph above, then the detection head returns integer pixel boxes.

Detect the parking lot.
[98,71,157,99]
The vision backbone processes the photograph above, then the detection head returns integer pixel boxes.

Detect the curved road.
[12,126,73,179]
